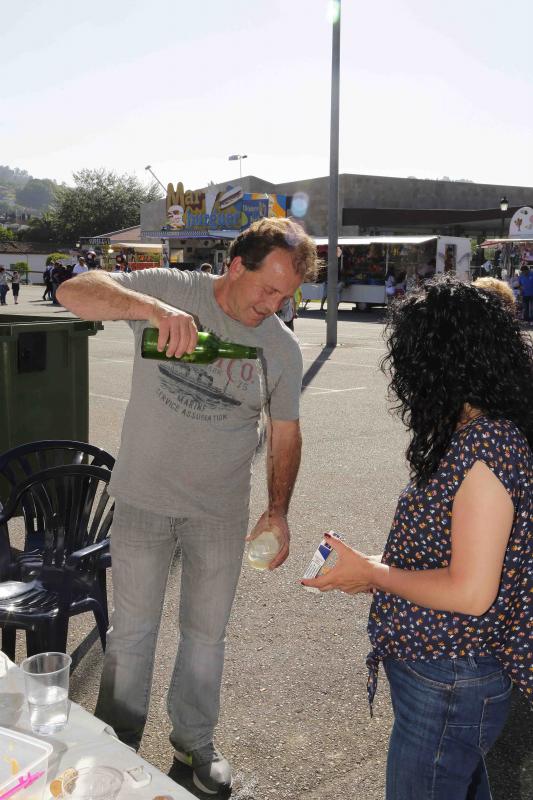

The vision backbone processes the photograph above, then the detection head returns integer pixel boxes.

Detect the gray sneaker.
[174,742,232,795]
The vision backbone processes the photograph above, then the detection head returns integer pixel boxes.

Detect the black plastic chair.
[0,439,114,564]
[0,464,114,659]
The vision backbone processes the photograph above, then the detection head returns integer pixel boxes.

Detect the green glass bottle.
[141,328,258,364]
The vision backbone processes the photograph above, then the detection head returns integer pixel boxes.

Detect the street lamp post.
[228,154,247,180]
[326,0,341,347]
[144,165,167,193]
[500,196,509,238]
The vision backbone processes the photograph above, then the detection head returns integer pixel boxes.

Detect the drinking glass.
[21,652,71,735]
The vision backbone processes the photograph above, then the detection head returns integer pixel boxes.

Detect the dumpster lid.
[0,316,102,336]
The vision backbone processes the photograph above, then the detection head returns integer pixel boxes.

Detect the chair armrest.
[66,539,110,568]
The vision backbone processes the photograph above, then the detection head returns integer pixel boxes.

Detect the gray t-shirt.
[107,268,303,519]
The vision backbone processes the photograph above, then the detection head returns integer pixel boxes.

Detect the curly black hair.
[382,275,533,486]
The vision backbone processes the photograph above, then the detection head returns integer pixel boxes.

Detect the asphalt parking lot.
[4,286,532,799]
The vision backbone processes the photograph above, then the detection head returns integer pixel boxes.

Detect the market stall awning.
[314,235,438,246]
[142,230,238,240]
[342,207,522,227]
[481,237,533,247]
[113,241,162,250]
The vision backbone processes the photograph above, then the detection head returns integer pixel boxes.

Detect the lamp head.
[500,196,509,212]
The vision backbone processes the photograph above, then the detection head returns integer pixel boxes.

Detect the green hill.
[0,165,60,216]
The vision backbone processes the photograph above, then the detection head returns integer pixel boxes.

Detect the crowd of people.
[378,256,533,326]
[42,254,98,304]
[54,217,532,800]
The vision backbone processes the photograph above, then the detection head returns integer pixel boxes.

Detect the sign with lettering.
[162,182,285,235]
[509,207,533,238]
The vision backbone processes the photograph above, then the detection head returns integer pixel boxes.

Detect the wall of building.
[0,253,49,282]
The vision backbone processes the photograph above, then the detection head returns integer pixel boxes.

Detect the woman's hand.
[301,534,376,595]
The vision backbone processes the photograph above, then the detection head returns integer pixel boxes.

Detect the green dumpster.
[0,315,102,456]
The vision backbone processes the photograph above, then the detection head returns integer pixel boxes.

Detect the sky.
[3,0,533,192]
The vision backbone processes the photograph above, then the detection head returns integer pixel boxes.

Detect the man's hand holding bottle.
[148,300,198,358]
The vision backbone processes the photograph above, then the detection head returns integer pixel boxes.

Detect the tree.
[16,178,57,211]
[45,252,70,266]
[17,214,57,243]
[0,165,30,188]
[50,168,162,243]
[0,225,14,242]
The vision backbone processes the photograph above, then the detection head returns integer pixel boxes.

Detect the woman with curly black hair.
[303,276,533,800]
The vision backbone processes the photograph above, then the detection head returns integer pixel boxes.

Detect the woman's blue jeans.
[383,655,512,800]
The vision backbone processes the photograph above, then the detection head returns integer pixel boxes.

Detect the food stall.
[141,181,287,271]
[83,227,163,271]
[480,205,533,276]
[302,235,472,309]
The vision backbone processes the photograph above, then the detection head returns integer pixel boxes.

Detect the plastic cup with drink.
[21,652,71,736]
[247,528,281,570]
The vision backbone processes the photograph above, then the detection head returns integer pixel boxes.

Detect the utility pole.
[326,0,341,347]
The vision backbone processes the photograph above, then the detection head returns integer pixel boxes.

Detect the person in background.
[10,270,20,304]
[303,276,532,800]
[417,257,436,283]
[320,246,344,312]
[200,263,212,274]
[86,251,99,270]
[385,269,396,305]
[51,262,68,305]
[72,255,89,276]
[394,271,406,297]
[42,264,53,300]
[518,264,533,325]
[114,254,131,272]
[0,266,9,305]
[509,271,521,306]
[473,276,515,313]
[57,217,318,796]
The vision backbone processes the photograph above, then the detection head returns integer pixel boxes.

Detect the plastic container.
[0,727,53,800]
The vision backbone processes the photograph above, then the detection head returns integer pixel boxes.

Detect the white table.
[0,656,195,800]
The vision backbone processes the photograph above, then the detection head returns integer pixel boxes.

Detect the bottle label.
[301,532,344,588]
[302,542,333,579]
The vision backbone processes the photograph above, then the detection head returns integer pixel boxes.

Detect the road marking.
[300,342,385,352]
[302,358,378,369]
[90,393,128,403]
[306,386,367,396]
[89,357,132,364]
[92,338,132,344]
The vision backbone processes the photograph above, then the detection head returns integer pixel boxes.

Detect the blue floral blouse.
[367,416,532,710]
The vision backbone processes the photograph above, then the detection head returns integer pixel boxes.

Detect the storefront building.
[140,173,533,272]
[141,181,286,272]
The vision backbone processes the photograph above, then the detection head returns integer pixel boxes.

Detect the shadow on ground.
[167,760,233,799]
[298,306,387,325]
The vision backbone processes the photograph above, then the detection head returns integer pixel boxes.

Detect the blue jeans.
[522,296,533,321]
[383,655,512,800]
[95,501,248,752]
